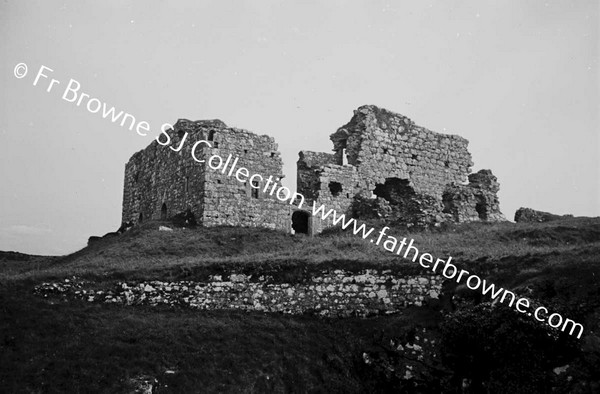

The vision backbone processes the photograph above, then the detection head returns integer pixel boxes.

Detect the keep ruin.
[122,105,505,234]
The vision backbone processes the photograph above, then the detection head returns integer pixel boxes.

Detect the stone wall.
[299,105,505,231]
[34,269,443,318]
[199,123,292,230]
[442,170,505,222]
[122,119,292,231]
[123,104,505,234]
[296,156,365,233]
[330,106,473,197]
[122,131,206,225]
[296,151,337,202]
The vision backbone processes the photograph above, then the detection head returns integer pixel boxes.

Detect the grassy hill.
[1,217,599,393]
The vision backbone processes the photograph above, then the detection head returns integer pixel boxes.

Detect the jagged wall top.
[331,104,468,145]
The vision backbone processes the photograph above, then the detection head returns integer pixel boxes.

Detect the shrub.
[439,303,577,393]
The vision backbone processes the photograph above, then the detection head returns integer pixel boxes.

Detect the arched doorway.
[292,211,310,235]
[161,203,168,220]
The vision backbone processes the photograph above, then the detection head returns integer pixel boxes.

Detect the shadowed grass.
[0,281,442,393]
[2,217,598,283]
[1,217,599,392]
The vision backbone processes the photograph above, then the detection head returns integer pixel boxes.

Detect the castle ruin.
[121,119,292,231]
[122,105,504,234]
[296,105,505,233]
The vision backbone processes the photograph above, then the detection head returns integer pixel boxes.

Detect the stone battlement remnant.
[122,105,505,234]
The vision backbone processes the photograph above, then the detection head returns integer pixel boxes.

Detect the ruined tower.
[296,105,505,233]
[121,119,292,230]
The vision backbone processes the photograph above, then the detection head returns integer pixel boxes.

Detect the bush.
[439,303,577,393]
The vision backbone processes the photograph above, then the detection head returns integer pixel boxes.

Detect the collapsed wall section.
[296,151,338,201]
[296,155,365,233]
[331,105,473,197]
[442,170,505,222]
[302,105,505,231]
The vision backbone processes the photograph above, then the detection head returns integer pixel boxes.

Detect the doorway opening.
[291,211,310,235]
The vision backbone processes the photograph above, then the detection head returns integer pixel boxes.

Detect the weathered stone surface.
[297,105,505,232]
[122,119,293,232]
[442,170,505,222]
[514,207,573,223]
[121,105,505,234]
[34,270,443,318]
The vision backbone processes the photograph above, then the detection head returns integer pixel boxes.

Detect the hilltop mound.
[3,216,598,283]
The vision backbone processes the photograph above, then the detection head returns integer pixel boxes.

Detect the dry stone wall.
[34,269,443,318]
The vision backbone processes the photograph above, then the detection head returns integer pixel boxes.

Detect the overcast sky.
[1,0,598,255]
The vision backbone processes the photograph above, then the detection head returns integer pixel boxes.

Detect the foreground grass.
[0,281,443,393]
[1,217,599,392]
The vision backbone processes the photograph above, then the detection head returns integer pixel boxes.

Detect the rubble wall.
[35,269,444,318]
[300,105,505,231]
[330,106,473,197]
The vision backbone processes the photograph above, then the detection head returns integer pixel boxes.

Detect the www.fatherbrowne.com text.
[158,133,583,339]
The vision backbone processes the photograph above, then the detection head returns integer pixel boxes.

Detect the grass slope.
[0,217,599,393]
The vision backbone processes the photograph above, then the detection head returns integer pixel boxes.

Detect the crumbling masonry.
[122,105,505,234]
[297,105,505,234]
